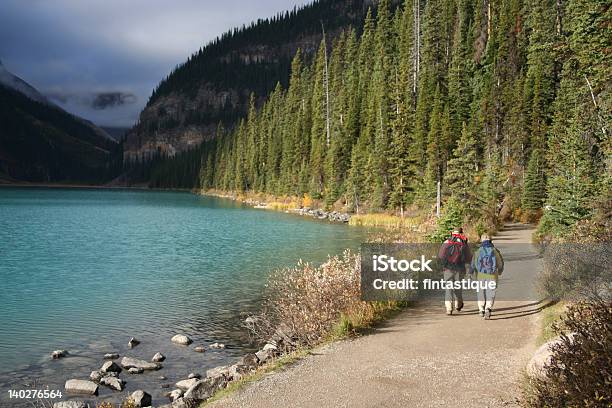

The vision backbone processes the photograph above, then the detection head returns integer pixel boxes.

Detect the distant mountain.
[0,63,120,183]
[124,0,375,162]
[100,126,129,142]
[0,60,50,106]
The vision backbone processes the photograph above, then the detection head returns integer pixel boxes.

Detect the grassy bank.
[536,301,566,345]
[201,189,439,229]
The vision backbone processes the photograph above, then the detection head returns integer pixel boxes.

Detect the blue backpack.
[477,243,497,274]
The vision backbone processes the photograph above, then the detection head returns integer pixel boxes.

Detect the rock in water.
[209,342,225,349]
[52,350,68,359]
[100,360,122,373]
[65,379,98,396]
[130,390,152,407]
[53,401,88,408]
[187,373,200,379]
[128,367,144,374]
[120,356,161,371]
[103,353,119,360]
[128,337,140,348]
[175,378,198,390]
[194,346,206,353]
[100,376,125,391]
[171,334,192,345]
[152,352,165,362]
[89,370,103,383]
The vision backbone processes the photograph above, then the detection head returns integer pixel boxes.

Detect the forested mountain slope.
[183,0,608,238]
[0,84,120,183]
[124,0,376,162]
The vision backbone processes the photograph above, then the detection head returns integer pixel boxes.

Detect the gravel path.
[209,224,543,408]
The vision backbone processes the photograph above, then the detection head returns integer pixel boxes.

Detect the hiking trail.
[210,224,546,408]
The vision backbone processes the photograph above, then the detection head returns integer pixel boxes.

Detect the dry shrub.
[302,193,313,209]
[255,250,398,347]
[539,243,611,301]
[524,298,612,407]
[519,208,542,224]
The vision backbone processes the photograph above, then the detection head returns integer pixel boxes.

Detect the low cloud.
[92,92,137,110]
[47,91,137,110]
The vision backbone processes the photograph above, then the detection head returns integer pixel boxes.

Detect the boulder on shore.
[205,365,229,379]
[171,334,192,345]
[52,350,68,359]
[152,352,166,362]
[65,379,98,396]
[255,350,270,364]
[120,356,161,371]
[168,388,184,401]
[238,353,259,369]
[183,375,228,401]
[527,333,576,379]
[175,378,199,391]
[130,390,152,407]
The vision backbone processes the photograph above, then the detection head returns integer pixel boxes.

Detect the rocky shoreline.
[202,191,351,223]
[53,326,296,408]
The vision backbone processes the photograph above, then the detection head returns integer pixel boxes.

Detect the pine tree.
[444,122,480,215]
[309,40,328,198]
[522,148,546,211]
[542,111,597,233]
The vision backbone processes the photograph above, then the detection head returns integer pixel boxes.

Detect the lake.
[0,188,368,406]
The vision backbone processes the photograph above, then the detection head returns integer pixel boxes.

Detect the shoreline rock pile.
[292,208,351,223]
[55,327,298,408]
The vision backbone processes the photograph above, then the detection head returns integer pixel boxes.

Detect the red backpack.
[443,238,466,267]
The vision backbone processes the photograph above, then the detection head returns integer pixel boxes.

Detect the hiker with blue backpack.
[438,228,472,315]
[470,234,504,319]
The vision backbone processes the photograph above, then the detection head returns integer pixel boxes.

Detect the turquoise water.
[0,188,367,403]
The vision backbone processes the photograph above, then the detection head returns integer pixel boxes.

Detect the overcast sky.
[0,0,310,127]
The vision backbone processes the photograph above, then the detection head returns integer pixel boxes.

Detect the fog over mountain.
[0,0,309,127]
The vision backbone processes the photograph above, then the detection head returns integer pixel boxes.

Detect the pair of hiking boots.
[479,309,492,319]
[446,306,492,319]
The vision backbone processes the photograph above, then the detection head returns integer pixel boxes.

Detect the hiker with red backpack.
[438,228,472,315]
[470,234,504,319]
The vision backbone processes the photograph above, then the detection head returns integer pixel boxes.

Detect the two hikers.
[471,233,504,319]
[438,229,504,319]
[438,228,471,315]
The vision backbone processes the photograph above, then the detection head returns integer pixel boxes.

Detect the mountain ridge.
[0,64,120,183]
[123,0,377,162]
